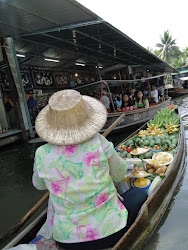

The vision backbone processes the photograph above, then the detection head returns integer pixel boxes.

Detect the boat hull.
[113,111,186,250]
[3,109,186,250]
[168,88,188,98]
[101,99,171,133]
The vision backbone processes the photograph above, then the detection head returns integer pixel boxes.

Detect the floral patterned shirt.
[32,133,128,243]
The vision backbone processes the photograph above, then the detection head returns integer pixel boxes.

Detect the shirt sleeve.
[32,149,47,190]
[99,134,128,182]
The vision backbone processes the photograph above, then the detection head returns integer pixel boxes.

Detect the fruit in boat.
[165,122,180,134]
[169,135,176,140]
[126,153,132,158]
[121,151,128,158]
[139,139,144,147]
[155,139,161,145]
[136,138,140,143]
[159,173,165,177]
[148,168,154,174]
[160,135,166,140]
[146,164,152,170]
[126,147,132,153]
[138,130,149,137]
[139,154,145,160]
[143,140,150,146]
[155,168,163,175]
[127,139,133,145]
[161,166,167,173]
[172,138,178,145]
[150,140,155,147]
[153,145,160,150]
[145,151,153,159]
[147,136,153,141]
[153,165,161,170]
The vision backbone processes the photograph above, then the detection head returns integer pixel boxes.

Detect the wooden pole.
[102,113,125,137]
[1,40,27,140]
[0,113,125,243]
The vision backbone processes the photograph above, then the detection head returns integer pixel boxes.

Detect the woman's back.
[33,133,127,243]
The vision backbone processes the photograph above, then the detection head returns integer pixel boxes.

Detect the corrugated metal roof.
[0,0,176,73]
[0,0,99,37]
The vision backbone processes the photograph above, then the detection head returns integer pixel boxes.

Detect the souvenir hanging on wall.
[83,74,91,84]
[53,72,69,88]
[0,72,10,91]
[75,74,84,85]
[21,70,33,90]
[32,70,55,88]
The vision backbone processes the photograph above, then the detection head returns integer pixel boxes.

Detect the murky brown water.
[0,95,187,249]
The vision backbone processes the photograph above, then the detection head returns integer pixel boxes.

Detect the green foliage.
[151,30,188,68]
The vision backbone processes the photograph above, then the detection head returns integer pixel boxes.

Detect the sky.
[77,0,188,51]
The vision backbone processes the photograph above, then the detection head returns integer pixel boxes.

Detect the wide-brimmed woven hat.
[35,89,107,145]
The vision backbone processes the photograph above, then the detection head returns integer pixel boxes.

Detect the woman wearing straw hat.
[32,89,147,249]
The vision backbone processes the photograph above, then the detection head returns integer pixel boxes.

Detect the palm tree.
[171,56,186,69]
[156,30,181,62]
[171,47,188,68]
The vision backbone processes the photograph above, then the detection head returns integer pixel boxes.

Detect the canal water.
[0,95,187,249]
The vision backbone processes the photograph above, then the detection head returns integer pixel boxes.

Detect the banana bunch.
[138,130,149,137]
[147,124,159,132]
[147,124,164,136]
[165,122,179,134]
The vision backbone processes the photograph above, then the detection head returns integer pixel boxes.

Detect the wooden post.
[1,40,28,140]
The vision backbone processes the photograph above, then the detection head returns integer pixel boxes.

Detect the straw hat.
[35,89,107,145]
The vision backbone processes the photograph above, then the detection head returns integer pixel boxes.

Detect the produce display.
[131,147,150,155]
[116,106,180,192]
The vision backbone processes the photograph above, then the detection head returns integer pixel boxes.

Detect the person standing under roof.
[149,84,159,104]
[101,91,110,112]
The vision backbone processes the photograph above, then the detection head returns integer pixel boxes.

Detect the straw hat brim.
[35,96,107,145]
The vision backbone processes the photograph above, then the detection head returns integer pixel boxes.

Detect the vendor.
[32,89,147,249]
[115,96,122,111]
[134,91,149,109]
[149,84,159,104]
[121,93,134,111]
[101,91,111,112]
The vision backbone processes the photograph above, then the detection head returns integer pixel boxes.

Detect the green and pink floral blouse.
[32,133,128,243]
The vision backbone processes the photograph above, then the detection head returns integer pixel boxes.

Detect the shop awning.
[0,0,176,72]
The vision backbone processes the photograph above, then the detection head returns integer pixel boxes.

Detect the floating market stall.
[75,78,171,133]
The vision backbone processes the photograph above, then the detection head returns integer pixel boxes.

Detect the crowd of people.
[102,83,165,112]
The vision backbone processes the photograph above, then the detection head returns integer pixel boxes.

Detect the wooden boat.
[3,110,186,250]
[168,88,188,98]
[102,98,171,133]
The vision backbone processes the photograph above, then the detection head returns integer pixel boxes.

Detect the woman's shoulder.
[35,143,56,155]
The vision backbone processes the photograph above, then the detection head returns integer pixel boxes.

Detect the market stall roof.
[0,0,176,72]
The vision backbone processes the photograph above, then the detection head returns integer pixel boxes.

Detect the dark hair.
[121,92,131,108]
[122,92,130,98]
[135,90,145,103]
[117,96,120,101]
